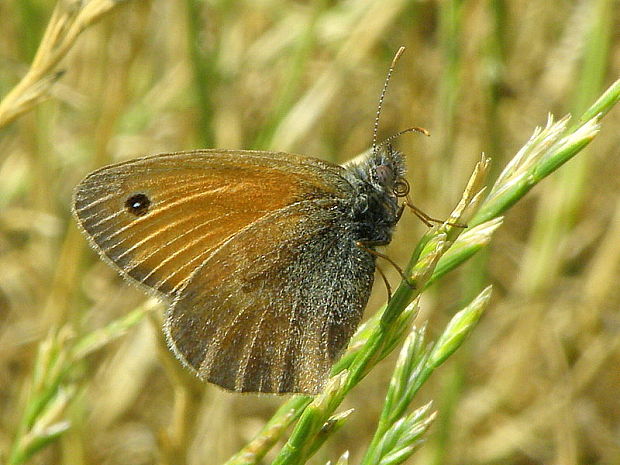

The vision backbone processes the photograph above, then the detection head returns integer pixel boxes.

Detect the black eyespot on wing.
[125,193,151,216]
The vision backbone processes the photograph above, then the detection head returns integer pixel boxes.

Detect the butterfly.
[73,48,428,394]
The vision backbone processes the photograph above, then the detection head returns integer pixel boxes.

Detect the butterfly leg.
[355,240,415,289]
[375,263,393,303]
[404,194,467,228]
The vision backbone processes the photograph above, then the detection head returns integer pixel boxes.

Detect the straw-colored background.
[1,1,619,464]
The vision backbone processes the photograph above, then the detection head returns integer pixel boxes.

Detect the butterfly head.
[368,144,408,197]
[342,143,409,243]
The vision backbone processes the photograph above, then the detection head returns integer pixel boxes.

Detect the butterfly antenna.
[372,46,406,156]
[378,126,430,148]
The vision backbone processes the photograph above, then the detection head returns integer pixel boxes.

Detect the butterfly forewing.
[166,198,376,394]
[73,149,347,297]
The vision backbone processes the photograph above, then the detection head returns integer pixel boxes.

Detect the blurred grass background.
[1,0,619,464]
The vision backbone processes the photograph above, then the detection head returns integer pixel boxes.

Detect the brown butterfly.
[73,48,425,395]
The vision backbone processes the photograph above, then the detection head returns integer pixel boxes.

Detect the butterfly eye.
[374,165,391,185]
[125,193,151,217]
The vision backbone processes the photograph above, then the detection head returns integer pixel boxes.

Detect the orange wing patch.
[73,150,349,296]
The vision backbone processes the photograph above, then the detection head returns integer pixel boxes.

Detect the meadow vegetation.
[0,1,619,464]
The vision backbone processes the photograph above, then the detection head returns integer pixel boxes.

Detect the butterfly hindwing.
[165,199,376,395]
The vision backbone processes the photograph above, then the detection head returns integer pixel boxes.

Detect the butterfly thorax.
[342,146,406,244]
